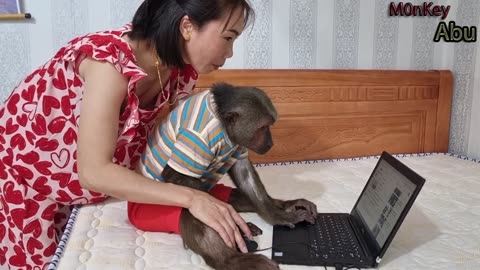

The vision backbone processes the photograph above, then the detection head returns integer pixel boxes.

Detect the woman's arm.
[77,57,193,206]
[76,58,251,252]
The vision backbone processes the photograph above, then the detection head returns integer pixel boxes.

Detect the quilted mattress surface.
[48,153,480,269]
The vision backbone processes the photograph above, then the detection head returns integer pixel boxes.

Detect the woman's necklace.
[154,53,179,106]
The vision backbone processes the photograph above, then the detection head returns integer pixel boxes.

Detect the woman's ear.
[179,15,193,41]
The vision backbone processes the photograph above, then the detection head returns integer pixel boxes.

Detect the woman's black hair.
[129,0,254,69]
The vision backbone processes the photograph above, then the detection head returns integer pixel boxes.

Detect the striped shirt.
[139,90,248,190]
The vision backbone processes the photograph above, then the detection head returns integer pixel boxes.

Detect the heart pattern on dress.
[51,148,70,169]
[22,102,38,121]
[0,23,198,269]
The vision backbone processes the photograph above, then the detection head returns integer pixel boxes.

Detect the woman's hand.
[187,191,253,253]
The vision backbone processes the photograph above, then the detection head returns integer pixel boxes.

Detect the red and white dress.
[0,24,198,269]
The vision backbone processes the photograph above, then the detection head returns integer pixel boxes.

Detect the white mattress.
[48,153,480,270]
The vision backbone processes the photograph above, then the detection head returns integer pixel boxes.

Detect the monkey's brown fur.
[161,84,318,270]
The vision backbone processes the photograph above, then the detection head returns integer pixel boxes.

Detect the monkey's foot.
[225,253,279,270]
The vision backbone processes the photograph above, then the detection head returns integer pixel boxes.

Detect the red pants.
[128,184,232,234]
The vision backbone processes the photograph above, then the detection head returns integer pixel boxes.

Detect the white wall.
[467,41,480,160]
[1,0,479,159]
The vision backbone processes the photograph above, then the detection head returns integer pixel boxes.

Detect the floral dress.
[0,24,198,269]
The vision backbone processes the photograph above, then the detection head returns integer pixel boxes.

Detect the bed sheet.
[47,153,480,270]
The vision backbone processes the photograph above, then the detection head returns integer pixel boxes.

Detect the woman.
[0,0,254,268]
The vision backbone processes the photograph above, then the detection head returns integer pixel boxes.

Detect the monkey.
[129,83,318,270]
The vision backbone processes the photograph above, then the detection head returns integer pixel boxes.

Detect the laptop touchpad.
[273,224,311,258]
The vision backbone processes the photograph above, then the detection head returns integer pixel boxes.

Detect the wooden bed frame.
[195,70,453,163]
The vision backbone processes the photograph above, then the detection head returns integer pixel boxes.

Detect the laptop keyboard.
[308,215,364,260]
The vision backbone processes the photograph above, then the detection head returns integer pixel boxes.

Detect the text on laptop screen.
[355,159,417,248]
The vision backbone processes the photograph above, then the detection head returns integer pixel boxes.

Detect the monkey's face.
[214,83,277,155]
[226,114,274,155]
[232,116,274,155]
[248,123,274,155]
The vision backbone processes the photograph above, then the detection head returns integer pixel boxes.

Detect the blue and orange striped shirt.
[139,90,248,190]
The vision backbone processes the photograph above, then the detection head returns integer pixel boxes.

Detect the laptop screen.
[354,158,417,249]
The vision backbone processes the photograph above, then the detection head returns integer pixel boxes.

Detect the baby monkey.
[129,83,317,270]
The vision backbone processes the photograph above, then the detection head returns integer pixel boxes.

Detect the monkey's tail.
[212,252,280,270]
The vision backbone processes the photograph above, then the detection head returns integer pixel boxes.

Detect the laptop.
[272,151,425,269]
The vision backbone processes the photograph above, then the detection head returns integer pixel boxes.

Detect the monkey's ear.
[224,111,239,124]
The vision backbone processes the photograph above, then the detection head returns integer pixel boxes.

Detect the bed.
[47,69,480,269]
[194,69,453,163]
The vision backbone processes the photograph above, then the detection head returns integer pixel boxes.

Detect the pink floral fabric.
[0,24,198,269]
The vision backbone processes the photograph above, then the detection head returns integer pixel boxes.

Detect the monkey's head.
[212,83,277,155]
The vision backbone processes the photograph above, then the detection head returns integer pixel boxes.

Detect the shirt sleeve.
[167,128,214,178]
[233,146,249,160]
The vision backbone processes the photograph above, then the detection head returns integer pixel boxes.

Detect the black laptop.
[272,151,425,269]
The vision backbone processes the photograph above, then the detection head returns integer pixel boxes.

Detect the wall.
[1,0,479,159]
[468,40,480,159]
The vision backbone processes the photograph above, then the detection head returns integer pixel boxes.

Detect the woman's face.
[183,7,245,74]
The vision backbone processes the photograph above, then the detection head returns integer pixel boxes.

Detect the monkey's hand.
[268,198,317,228]
[283,199,318,214]
[266,208,310,228]
[246,222,263,236]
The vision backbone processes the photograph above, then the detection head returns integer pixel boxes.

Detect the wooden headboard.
[195,70,453,163]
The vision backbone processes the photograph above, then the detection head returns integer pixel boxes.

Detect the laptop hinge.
[348,215,373,258]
